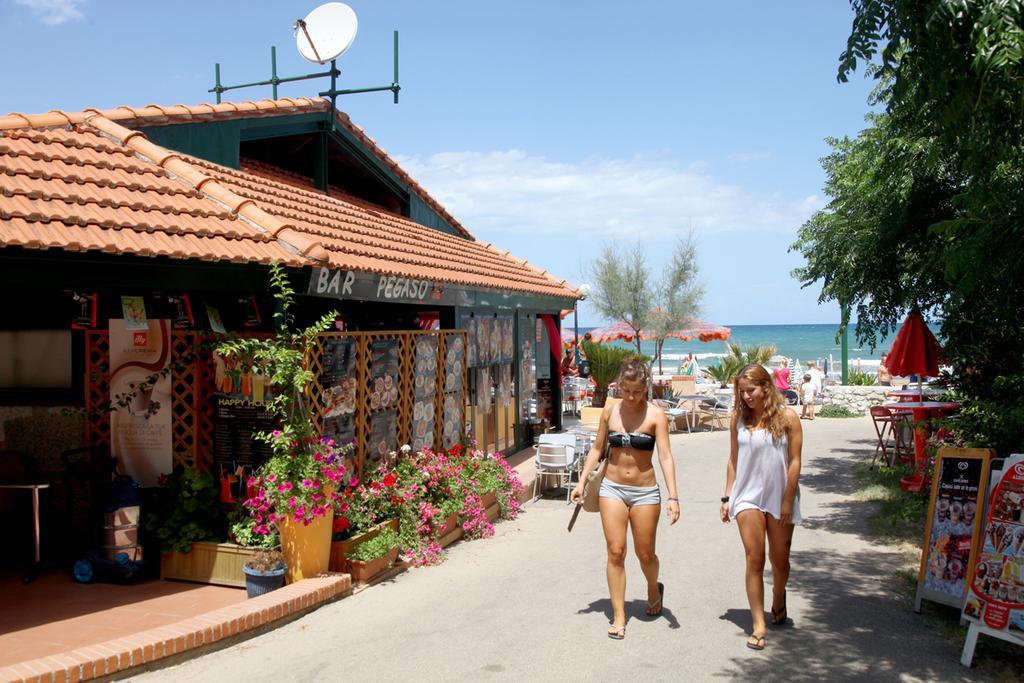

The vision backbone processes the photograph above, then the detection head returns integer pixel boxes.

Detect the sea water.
[574,323,899,375]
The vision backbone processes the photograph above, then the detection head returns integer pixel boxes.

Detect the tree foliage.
[588,236,704,371]
[793,1,1024,447]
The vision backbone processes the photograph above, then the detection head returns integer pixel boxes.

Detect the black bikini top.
[607,431,655,451]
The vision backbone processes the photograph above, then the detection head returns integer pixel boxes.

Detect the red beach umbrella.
[663,322,731,343]
[587,321,647,344]
[560,328,579,348]
[886,311,942,381]
[587,320,731,344]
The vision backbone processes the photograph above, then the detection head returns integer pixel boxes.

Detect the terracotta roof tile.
[0,99,579,300]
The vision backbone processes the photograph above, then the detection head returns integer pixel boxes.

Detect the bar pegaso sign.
[308,267,444,303]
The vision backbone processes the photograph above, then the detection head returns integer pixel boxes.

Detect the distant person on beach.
[877,353,892,386]
[806,360,825,394]
[561,348,578,377]
[720,364,803,651]
[800,374,816,420]
[571,357,680,640]
[680,353,698,376]
[773,358,791,392]
[578,345,591,379]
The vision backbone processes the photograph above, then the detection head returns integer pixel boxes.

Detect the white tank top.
[728,419,801,524]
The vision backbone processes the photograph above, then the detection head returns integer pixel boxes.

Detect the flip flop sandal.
[646,582,665,616]
[746,634,766,650]
[770,590,788,626]
[607,625,626,640]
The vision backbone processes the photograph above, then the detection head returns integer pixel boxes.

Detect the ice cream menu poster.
[917,448,991,609]
[962,454,1024,640]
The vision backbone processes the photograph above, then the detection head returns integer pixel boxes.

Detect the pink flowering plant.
[330,441,525,567]
[244,436,353,531]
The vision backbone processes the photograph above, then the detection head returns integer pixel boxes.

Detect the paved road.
[136,417,990,682]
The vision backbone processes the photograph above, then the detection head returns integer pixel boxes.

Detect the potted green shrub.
[242,548,287,598]
[580,341,636,407]
[346,528,400,584]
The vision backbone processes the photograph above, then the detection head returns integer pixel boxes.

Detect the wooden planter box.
[161,541,258,588]
[348,547,400,585]
[330,518,400,573]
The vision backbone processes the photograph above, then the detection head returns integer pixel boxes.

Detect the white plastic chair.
[533,443,576,504]
[700,396,733,431]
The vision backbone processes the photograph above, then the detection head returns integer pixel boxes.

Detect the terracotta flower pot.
[435,512,459,538]
[329,519,400,572]
[348,547,399,585]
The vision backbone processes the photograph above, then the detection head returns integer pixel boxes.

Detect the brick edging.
[0,574,351,683]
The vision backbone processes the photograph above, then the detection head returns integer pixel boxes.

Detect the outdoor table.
[886,388,947,402]
[0,481,50,583]
[881,401,961,468]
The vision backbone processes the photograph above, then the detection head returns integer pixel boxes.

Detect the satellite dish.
[294,2,358,64]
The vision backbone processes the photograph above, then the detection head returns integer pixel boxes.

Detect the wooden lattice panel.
[85,331,111,450]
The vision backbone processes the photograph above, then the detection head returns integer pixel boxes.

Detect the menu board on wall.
[915,448,993,611]
[497,317,514,363]
[370,339,400,411]
[475,367,492,413]
[466,317,479,367]
[498,364,513,407]
[962,454,1024,649]
[519,316,536,420]
[442,393,462,449]
[444,335,464,393]
[321,338,357,446]
[412,337,438,452]
[368,410,398,465]
[480,317,487,367]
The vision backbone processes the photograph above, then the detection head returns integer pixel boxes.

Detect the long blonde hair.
[734,363,788,440]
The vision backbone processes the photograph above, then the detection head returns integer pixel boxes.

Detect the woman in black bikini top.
[571,357,680,640]
[606,431,656,450]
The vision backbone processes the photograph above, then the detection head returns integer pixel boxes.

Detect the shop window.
[0,331,80,404]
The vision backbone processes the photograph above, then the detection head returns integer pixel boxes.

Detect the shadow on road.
[577,597,681,630]
[712,544,980,681]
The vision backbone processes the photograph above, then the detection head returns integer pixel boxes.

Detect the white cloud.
[13,0,83,25]
[726,151,770,162]
[396,150,823,238]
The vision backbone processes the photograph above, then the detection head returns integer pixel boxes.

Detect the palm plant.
[727,342,777,366]
[581,340,639,407]
[704,355,745,388]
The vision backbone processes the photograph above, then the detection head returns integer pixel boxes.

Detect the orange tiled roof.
[0,100,578,300]
[0,98,473,239]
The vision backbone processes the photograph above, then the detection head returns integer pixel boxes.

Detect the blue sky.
[1,1,877,325]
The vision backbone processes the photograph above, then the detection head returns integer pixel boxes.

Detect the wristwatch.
[720,496,730,503]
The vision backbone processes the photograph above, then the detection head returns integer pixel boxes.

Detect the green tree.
[794,0,1024,451]
[588,236,704,373]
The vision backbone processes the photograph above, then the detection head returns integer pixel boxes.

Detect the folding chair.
[869,405,903,468]
[533,443,576,504]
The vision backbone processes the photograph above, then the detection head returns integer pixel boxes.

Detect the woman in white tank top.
[720,363,803,651]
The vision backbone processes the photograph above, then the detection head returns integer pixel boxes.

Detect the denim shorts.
[599,478,661,507]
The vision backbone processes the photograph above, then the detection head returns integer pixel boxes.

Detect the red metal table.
[885,388,946,402]
[881,401,961,467]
